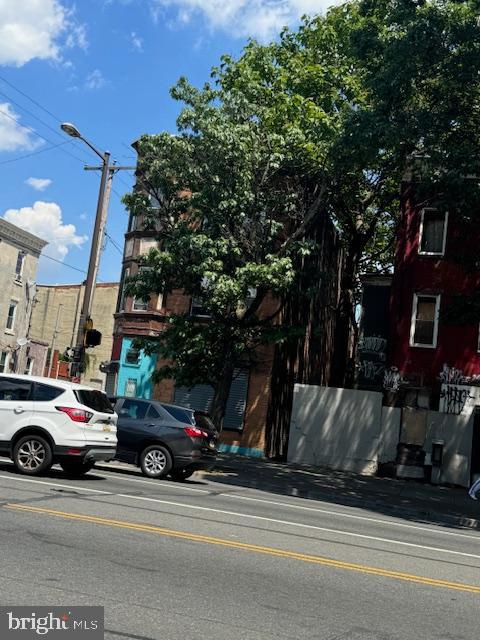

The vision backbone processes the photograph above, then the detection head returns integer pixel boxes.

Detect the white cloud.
[2,201,87,261]
[0,103,41,152]
[85,69,107,90]
[151,0,339,40]
[131,31,144,51]
[0,0,87,67]
[25,177,52,192]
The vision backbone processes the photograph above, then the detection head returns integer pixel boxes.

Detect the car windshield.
[161,404,195,424]
[75,389,114,414]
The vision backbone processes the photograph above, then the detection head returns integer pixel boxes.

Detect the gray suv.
[111,397,218,480]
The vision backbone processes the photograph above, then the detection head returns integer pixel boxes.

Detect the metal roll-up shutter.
[174,369,249,431]
[174,384,214,414]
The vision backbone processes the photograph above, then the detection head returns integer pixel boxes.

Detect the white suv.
[0,374,117,476]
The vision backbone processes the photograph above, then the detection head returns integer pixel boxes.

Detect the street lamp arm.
[78,135,106,161]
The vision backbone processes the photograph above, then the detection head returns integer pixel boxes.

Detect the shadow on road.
[201,455,480,531]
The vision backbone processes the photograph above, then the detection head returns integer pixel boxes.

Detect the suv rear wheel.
[140,445,172,478]
[13,435,53,476]
[60,459,95,476]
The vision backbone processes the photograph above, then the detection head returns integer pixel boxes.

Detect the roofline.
[0,218,48,254]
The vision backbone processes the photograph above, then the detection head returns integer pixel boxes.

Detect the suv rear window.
[75,389,114,414]
[161,404,195,424]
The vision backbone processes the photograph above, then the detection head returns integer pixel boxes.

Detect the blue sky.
[0,0,334,285]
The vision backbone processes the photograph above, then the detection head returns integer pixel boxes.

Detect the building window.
[124,238,134,258]
[132,297,148,311]
[15,251,25,280]
[119,267,130,311]
[128,214,137,232]
[139,238,158,255]
[419,209,448,256]
[24,357,34,375]
[191,276,211,318]
[410,293,440,348]
[6,300,17,331]
[0,351,9,373]
[125,348,140,365]
[125,378,137,398]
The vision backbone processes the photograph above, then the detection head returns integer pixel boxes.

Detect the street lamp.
[61,122,111,377]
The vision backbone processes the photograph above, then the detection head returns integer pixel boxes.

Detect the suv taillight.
[184,425,208,438]
[56,406,93,423]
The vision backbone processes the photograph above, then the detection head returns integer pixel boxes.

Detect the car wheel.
[13,435,53,476]
[60,459,95,476]
[140,445,172,478]
[170,468,195,482]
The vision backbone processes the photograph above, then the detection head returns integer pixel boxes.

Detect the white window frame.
[409,293,441,349]
[119,267,130,312]
[24,357,34,375]
[477,322,480,353]
[5,300,18,332]
[418,208,448,257]
[15,251,25,281]
[0,351,9,373]
[125,378,137,398]
[132,297,148,311]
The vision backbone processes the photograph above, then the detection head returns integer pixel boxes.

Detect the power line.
[0,74,65,127]
[0,74,98,163]
[0,104,88,165]
[0,87,91,162]
[0,140,72,166]
[104,231,124,255]
[41,253,105,282]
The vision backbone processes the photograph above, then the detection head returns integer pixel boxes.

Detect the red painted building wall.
[390,183,480,388]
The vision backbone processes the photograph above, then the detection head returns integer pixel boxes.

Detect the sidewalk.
[202,454,480,530]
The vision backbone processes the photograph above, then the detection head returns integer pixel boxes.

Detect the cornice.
[0,218,48,255]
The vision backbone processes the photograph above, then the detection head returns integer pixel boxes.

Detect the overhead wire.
[0,141,73,166]
[0,74,129,280]
[0,74,100,163]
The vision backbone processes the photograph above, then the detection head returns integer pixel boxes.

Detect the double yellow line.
[6,502,480,595]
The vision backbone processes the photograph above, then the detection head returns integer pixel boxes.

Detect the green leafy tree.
[125,0,480,425]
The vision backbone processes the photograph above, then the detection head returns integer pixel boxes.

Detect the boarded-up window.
[420,209,447,255]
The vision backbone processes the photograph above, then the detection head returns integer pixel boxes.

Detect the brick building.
[29,282,119,389]
[109,152,343,457]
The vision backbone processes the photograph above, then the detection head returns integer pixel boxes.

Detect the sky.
[0,0,336,285]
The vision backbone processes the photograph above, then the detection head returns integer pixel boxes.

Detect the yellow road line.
[6,502,480,595]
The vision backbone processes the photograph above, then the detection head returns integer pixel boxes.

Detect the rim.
[144,449,167,475]
[17,439,46,471]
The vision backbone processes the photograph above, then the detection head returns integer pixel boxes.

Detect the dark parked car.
[110,397,218,480]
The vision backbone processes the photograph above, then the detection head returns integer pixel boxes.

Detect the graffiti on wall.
[439,384,476,415]
[383,366,401,392]
[357,335,388,388]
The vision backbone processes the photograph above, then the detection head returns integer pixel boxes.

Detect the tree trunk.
[330,238,362,388]
[210,359,235,431]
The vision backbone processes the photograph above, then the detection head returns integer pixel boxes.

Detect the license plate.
[102,424,112,432]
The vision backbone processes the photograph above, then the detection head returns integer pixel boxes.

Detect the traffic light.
[85,329,102,347]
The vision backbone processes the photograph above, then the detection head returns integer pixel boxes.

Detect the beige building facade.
[0,218,47,376]
[29,282,119,389]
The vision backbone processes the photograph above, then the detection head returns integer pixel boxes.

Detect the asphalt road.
[0,458,479,640]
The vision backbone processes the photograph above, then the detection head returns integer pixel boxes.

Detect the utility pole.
[60,122,134,379]
[47,304,63,378]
